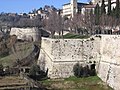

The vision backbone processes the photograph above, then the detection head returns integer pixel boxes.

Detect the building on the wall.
[81,4,96,15]
[92,0,106,4]
[92,0,117,12]
[62,0,87,18]
[81,0,117,15]
[28,5,58,19]
[92,0,116,5]
[28,10,48,19]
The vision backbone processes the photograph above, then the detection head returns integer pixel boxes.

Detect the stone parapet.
[38,35,120,90]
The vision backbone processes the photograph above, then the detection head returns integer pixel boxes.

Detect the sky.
[0,0,88,13]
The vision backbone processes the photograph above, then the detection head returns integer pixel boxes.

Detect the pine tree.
[108,0,111,15]
[94,3,100,25]
[101,0,106,15]
[115,0,120,18]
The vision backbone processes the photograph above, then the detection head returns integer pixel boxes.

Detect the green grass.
[41,76,113,90]
[54,33,90,39]
[0,76,28,86]
[0,76,29,90]
[65,76,100,82]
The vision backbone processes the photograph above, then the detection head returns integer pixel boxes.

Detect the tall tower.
[71,0,77,17]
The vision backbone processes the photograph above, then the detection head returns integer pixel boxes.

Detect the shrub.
[4,66,10,76]
[90,69,96,76]
[29,64,48,80]
[73,63,96,78]
[0,63,4,76]
[29,64,40,76]
[82,65,90,77]
[73,63,83,77]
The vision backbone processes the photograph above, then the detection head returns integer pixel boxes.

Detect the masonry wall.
[10,27,41,42]
[38,36,101,78]
[38,35,120,90]
[97,35,120,90]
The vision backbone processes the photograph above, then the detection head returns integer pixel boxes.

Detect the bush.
[0,64,4,76]
[82,65,90,77]
[29,64,48,80]
[90,69,96,76]
[73,63,83,77]
[73,63,96,78]
[29,64,40,76]
[4,66,10,76]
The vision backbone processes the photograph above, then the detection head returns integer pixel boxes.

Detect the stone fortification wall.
[98,35,120,90]
[38,35,120,90]
[38,36,101,78]
[10,27,40,42]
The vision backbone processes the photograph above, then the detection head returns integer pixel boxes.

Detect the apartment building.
[62,0,87,18]
[92,0,117,10]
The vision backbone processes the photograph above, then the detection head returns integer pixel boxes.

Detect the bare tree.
[44,10,64,38]
[44,11,56,37]
[82,9,95,36]
[99,14,118,34]
[55,10,64,37]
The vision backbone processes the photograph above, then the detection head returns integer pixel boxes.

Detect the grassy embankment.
[41,76,113,90]
[0,76,29,89]
[54,33,90,39]
[0,42,33,67]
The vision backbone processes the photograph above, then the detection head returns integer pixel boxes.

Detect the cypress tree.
[111,7,116,17]
[101,0,106,15]
[94,3,100,25]
[115,0,120,18]
[108,0,111,15]
[90,9,93,16]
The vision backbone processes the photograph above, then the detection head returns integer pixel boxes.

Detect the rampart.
[10,27,40,42]
[38,35,120,90]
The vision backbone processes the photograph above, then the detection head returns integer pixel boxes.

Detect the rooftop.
[82,4,96,8]
[63,2,87,6]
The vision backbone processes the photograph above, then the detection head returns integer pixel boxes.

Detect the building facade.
[62,0,87,18]
[80,0,117,15]
[92,0,117,11]
[81,4,96,15]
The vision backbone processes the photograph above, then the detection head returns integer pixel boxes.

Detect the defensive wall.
[38,35,120,90]
[10,27,41,42]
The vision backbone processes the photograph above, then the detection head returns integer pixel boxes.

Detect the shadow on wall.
[41,29,50,37]
[73,62,96,78]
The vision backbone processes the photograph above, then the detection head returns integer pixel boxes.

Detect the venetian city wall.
[38,35,120,90]
[98,35,120,90]
[10,27,41,42]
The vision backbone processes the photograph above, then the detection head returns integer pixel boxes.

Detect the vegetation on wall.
[29,64,48,80]
[73,63,96,78]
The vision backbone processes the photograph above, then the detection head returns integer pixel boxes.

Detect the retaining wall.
[38,35,120,90]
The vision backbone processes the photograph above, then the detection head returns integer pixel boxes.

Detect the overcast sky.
[0,0,88,13]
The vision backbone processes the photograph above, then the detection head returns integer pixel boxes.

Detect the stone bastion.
[10,27,41,42]
[38,35,101,78]
[38,35,120,90]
